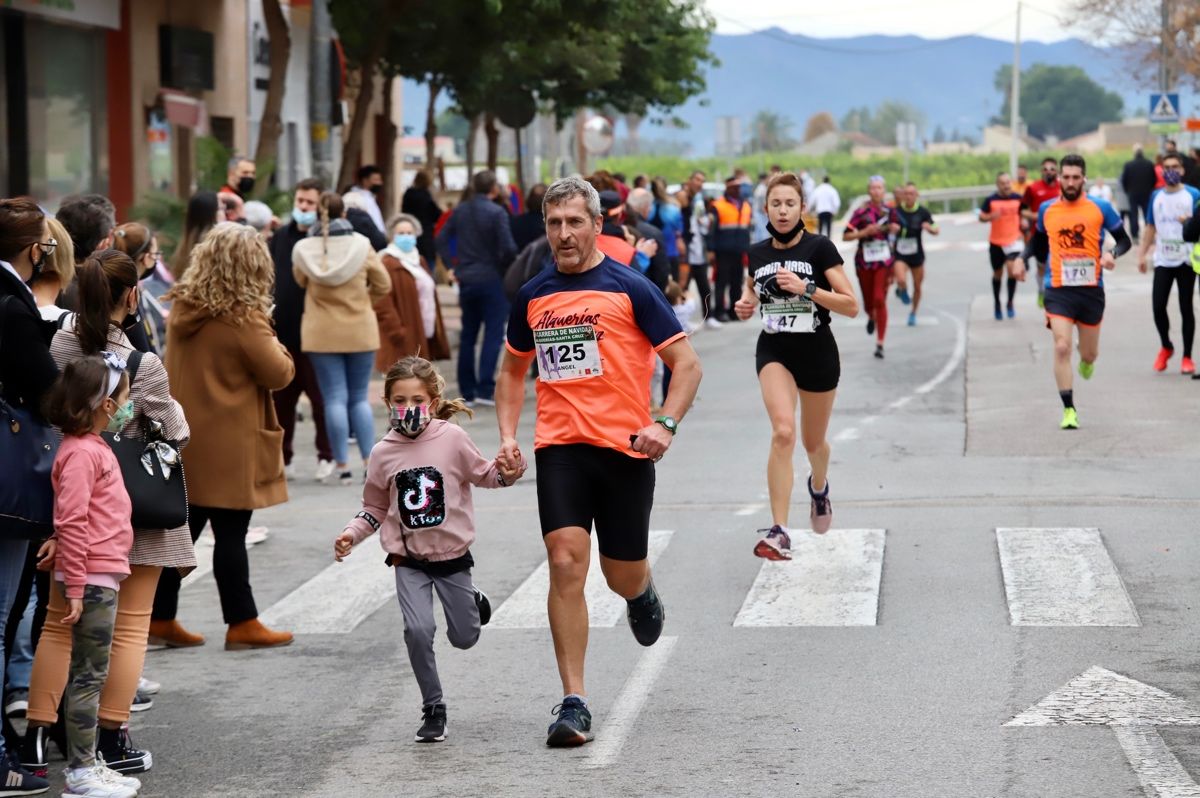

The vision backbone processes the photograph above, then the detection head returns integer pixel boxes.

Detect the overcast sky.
[704,0,1079,43]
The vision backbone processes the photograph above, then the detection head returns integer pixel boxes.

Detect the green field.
[595,150,1130,207]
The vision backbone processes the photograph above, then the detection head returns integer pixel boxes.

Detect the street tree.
[748,110,793,152]
[992,63,1123,140]
[803,111,837,143]
[252,0,290,192]
[862,101,925,145]
[1067,0,1200,89]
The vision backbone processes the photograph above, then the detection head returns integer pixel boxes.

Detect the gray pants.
[394,566,480,706]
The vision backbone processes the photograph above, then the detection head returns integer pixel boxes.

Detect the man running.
[844,175,899,359]
[1022,157,1061,307]
[1138,151,1200,374]
[496,176,702,747]
[979,172,1026,320]
[1032,154,1131,429]
[893,182,938,326]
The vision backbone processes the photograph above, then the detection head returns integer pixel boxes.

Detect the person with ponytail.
[170,191,223,282]
[111,222,167,353]
[733,172,859,560]
[292,191,391,485]
[333,356,526,744]
[22,250,194,777]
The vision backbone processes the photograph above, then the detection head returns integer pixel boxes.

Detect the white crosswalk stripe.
[996,527,1140,626]
[258,543,395,634]
[734,529,886,627]
[489,530,674,629]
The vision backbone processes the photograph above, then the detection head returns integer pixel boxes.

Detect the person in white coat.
[810,176,841,237]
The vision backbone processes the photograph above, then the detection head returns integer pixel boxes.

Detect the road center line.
[835,309,965,442]
[583,636,678,769]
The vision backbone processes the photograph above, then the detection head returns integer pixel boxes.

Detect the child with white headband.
[40,351,142,798]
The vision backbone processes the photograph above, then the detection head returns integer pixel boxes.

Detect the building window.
[24,17,108,210]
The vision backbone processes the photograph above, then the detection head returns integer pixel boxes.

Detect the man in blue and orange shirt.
[496,176,702,749]
[979,172,1026,320]
[1032,154,1132,430]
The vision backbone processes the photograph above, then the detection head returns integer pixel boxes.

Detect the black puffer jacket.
[0,265,57,419]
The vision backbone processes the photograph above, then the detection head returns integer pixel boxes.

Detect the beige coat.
[292,229,391,353]
[165,299,294,510]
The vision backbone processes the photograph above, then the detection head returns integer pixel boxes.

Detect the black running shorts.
[896,255,925,268]
[535,444,655,561]
[755,328,840,393]
[989,243,1020,271]
[1044,285,1105,327]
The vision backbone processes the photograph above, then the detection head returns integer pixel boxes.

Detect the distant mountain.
[401,30,1172,156]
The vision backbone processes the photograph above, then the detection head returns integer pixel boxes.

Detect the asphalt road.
[44,214,1200,797]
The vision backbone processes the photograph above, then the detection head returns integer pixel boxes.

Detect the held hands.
[498,452,527,484]
[36,538,56,571]
[630,423,672,462]
[334,532,354,562]
[497,438,524,476]
[61,598,83,626]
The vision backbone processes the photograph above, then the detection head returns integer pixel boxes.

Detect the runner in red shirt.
[1021,157,1061,307]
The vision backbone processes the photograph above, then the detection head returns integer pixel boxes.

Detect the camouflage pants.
[62,583,118,769]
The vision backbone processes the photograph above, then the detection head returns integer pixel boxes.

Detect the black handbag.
[0,295,58,539]
[101,350,189,530]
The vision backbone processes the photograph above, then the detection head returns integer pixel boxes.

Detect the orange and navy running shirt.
[1036,196,1123,289]
[506,256,686,456]
[980,192,1023,246]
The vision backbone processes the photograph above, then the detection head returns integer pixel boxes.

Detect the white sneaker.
[704,317,723,330]
[314,459,335,482]
[96,759,142,791]
[284,462,297,481]
[137,676,160,695]
[474,397,496,407]
[245,526,270,546]
[62,764,138,797]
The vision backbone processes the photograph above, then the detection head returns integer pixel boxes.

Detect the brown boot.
[225,618,294,651]
[147,619,206,648]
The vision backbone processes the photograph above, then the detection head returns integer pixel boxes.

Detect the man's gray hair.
[543,176,601,220]
[227,154,252,171]
[627,187,652,216]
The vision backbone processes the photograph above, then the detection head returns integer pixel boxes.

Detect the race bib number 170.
[534,325,604,382]
[1060,257,1097,286]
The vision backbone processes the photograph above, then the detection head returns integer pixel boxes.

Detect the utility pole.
[310,0,333,187]
[1009,0,1021,177]
[1159,0,1171,149]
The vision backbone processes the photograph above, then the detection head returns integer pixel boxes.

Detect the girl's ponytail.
[74,250,138,355]
[383,355,473,421]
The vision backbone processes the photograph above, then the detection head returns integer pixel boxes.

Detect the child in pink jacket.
[42,352,141,798]
[334,356,525,744]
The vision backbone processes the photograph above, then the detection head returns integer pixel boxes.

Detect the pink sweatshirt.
[52,433,134,599]
[343,420,525,562]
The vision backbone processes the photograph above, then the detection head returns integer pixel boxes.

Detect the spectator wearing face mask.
[220,155,257,201]
[374,213,450,373]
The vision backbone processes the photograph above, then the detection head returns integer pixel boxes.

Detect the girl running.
[333,356,526,743]
[41,352,142,798]
[734,173,859,560]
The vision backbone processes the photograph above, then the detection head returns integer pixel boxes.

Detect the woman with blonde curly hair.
[153,223,297,650]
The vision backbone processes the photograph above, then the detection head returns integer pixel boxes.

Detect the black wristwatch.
[804,281,818,298]
[654,416,678,435]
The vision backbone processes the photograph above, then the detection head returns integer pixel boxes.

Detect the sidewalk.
[965,267,1198,459]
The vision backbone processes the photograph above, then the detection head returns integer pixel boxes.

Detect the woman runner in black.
[734,173,859,560]
[892,182,939,326]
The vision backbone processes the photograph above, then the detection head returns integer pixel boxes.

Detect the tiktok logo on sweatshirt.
[395,467,446,529]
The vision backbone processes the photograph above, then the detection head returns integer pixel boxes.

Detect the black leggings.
[1152,267,1196,357]
[685,260,714,320]
[152,506,258,625]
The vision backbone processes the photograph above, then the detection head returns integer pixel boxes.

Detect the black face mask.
[766,220,804,244]
[368,184,383,195]
[237,176,256,195]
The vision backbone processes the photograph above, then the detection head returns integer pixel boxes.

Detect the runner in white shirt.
[1138,152,1200,374]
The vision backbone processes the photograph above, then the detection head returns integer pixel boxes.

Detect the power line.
[710,10,1019,55]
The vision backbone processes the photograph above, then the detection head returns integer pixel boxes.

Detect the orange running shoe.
[1154,347,1173,372]
[1183,356,1195,375]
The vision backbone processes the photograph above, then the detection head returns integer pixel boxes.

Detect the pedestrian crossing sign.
[1150,93,1180,123]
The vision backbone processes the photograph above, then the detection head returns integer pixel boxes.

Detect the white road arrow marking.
[1006,667,1200,797]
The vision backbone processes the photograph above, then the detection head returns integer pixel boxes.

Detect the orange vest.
[712,196,752,229]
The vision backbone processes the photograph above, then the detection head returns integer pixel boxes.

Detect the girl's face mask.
[390,403,431,438]
[106,398,135,433]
